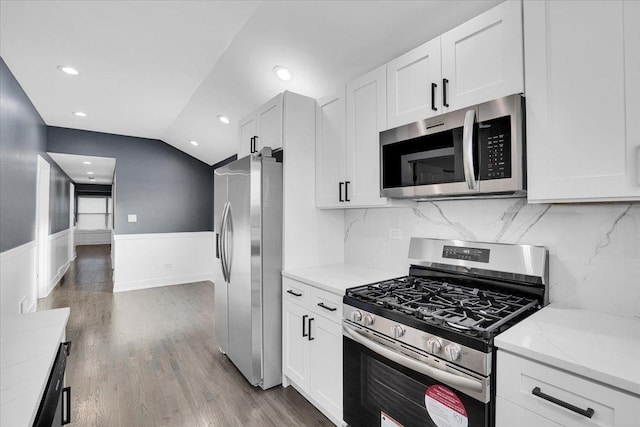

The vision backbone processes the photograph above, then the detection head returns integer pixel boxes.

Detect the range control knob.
[426,337,442,354]
[363,314,375,326]
[351,310,363,322]
[391,325,405,338]
[445,344,461,361]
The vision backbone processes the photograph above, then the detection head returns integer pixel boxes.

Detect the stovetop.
[344,275,539,341]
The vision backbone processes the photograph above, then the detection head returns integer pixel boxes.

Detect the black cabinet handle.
[215,233,220,259]
[302,314,308,337]
[317,302,337,312]
[253,135,259,153]
[287,289,302,297]
[63,341,72,356]
[345,181,350,202]
[532,387,594,419]
[308,317,315,341]
[443,78,449,107]
[249,136,254,153]
[339,182,344,202]
[431,83,438,111]
[62,386,71,425]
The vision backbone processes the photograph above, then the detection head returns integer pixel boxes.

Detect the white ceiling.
[48,153,116,185]
[1,0,501,166]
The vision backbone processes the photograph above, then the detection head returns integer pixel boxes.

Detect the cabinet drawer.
[496,396,561,427]
[310,287,343,322]
[283,278,308,307]
[497,350,639,427]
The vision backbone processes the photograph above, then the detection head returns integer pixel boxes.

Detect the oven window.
[382,127,465,188]
[344,336,489,427]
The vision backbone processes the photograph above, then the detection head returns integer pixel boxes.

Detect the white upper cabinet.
[315,91,346,208]
[345,66,390,207]
[237,93,283,158]
[525,0,640,202]
[441,0,524,112]
[387,38,442,128]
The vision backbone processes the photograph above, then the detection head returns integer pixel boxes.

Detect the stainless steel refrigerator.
[213,150,282,390]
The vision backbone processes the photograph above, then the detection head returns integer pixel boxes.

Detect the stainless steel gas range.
[342,237,548,427]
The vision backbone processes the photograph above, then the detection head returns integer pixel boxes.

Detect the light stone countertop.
[1,308,71,427]
[495,304,640,396]
[282,263,401,296]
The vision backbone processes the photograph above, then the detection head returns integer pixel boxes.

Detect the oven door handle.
[343,325,483,393]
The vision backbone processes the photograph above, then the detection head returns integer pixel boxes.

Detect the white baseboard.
[113,232,215,293]
[114,273,215,293]
[44,261,70,298]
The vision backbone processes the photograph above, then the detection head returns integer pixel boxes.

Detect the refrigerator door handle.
[225,204,234,279]
[220,202,230,282]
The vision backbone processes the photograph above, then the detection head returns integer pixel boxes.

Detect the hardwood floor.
[39,245,334,427]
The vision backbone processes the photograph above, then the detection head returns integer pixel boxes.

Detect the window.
[77,196,112,230]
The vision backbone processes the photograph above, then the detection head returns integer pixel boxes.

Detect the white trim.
[44,261,70,298]
[0,240,36,261]
[113,231,213,241]
[113,273,215,293]
[49,228,70,240]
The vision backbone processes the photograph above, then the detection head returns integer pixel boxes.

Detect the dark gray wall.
[47,127,213,234]
[0,57,70,252]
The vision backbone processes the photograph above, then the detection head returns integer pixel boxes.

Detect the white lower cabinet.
[282,278,343,425]
[496,350,640,427]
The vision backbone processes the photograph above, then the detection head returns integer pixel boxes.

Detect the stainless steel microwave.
[380,94,526,199]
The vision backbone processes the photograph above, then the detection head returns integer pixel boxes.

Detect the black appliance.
[33,341,71,427]
[343,238,548,427]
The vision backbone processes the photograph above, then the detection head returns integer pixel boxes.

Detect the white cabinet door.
[316,91,347,208]
[386,37,442,129]
[283,300,310,391]
[496,397,561,427]
[256,93,283,152]
[525,0,640,202]
[309,314,343,423]
[441,0,523,112]
[345,66,388,207]
[238,114,256,159]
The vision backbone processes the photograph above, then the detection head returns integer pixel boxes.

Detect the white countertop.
[495,304,640,396]
[1,308,70,427]
[283,263,400,295]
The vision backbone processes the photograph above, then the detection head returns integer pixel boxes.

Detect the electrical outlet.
[127,214,137,223]
[388,229,403,240]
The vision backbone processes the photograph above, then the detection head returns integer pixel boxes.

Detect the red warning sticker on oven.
[425,385,468,427]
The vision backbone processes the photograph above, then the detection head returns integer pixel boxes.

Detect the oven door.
[343,325,490,427]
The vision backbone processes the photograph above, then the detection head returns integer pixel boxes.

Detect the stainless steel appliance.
[342,238,548,427]
[380,94,526,199]
[214,149,282,390]
[34,341,71,427]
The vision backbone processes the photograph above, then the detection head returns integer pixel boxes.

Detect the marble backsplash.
[344,199,640,319]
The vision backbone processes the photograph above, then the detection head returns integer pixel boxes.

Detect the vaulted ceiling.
[0,0,501,166]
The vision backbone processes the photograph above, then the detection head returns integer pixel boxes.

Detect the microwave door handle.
[343,325,483,393]
[462,109,478,190]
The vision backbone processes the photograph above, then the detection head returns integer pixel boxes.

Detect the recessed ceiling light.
[87,171,94,175]
[57,65,80,76]
[273,65,293,81]
[190,140,199,146]
[218,115,230,124]
[73,111,87,117]
[82,161,92,165]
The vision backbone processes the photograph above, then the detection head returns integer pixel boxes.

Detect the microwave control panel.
[479,116,512,180]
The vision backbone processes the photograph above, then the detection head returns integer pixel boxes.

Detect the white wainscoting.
[113,232,215,293]
[46,229,71,298]
[75,229,112,246]
[0,241,37,315]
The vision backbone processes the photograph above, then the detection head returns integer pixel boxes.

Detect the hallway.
[39,245,332,427]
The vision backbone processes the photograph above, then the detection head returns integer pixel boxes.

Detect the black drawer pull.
[287,289,302,297]
[317,302,337,312]
[431,82,437,111]
[62,386,71,425]
[443,78,449,107]
[302,314,308,337]
[532,387,595,418]
[308,317,315,341]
